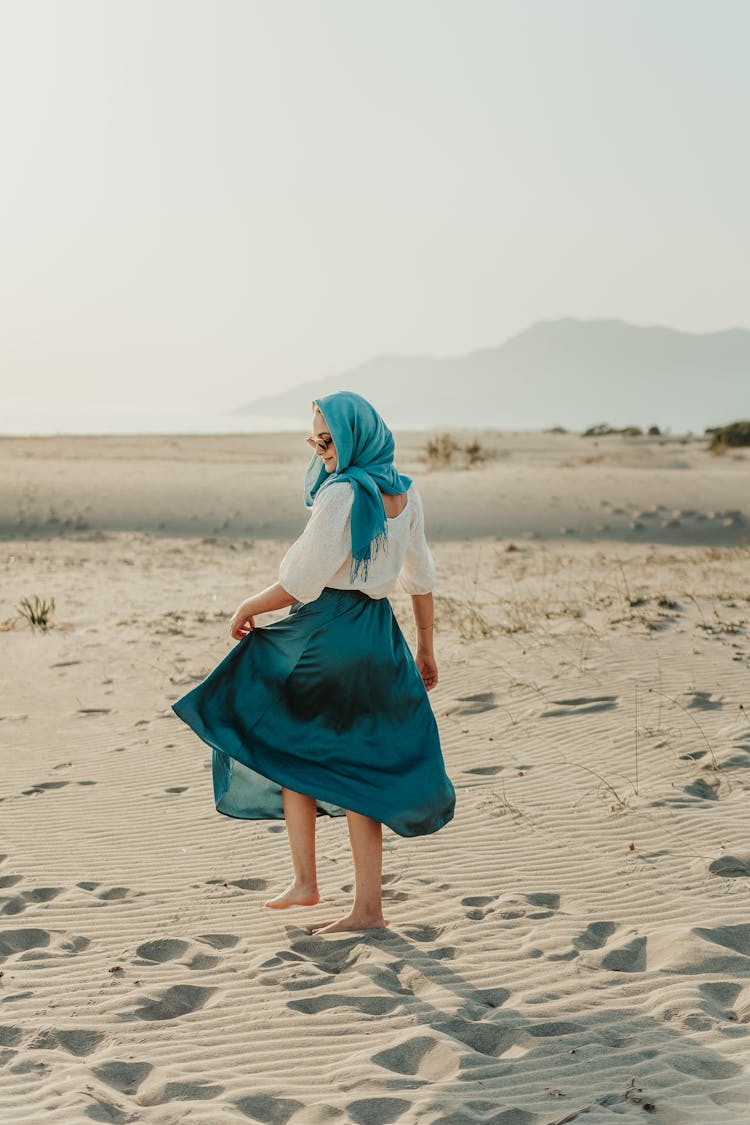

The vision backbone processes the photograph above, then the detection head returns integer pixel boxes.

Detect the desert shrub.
[424,433,461,468]
[544,425,568,433]
[423,434,487,469]
[648,425,661,435]
[17,594,56,630]
[709,420,750,453]
[583,423,642,438]
[464,439,486,466]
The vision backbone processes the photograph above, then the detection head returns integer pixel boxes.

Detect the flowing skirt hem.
[180,713,454,837]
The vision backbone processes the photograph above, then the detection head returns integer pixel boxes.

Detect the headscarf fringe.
[349,526,389,584]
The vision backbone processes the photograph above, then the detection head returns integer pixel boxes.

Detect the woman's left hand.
[230,600,256,640]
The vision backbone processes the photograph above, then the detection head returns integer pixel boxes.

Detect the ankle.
[351,901,384,921]
[292,875,318,891]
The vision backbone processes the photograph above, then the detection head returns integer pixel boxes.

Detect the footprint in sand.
[28,1027,105,1056]
[203,877,268,891]
[135,938,189,964]
[718,752,750,769]
[460,895,498,921]
[433,1016,535,1059]
[372,1034,462,1080]
[256,951,306,973]
[20,781,70,796]
[403,924,444,943]
[76,883,144,904]
[464,986,510,1012]
[590,929,648,973]
[234,1094,305,1124]
[124,984,217,1022]
[687,691,726,710]
[346,1098,412,1125]
[0,928,91,962]
[195,933,240,950]
[285,936,376,978]
[461,890,560,923]
[0,1027,23,1049]
[82,1096,131,1122]
[547,919,616,963]
[1,886,63,916]
[693,923,750,958]
[445,692,498,717]
[524,891,560,918]
[94,1059,225,1105]
[135,937,220,971]
[573,920,616,950]
[155,1079,225,1103]
[654,775,725,807]
[699,980,750,1023]
[668,1051,741,1080]
[709,854,750,879]
[683,777,721,801]
[229,877,270,891]
[91,1060,153,1096]
[542,694,619,717]
[287,993,403,1016]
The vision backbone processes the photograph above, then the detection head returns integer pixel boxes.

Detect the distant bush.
[583,423,643,437]
[648,425,661,435]
[709,420,750,453]
[423,434,487,470]
[464,439,486,467]
[544,425,568,433]
[424,433,462,468]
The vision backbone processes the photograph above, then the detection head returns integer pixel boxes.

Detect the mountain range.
[236,318,749,432]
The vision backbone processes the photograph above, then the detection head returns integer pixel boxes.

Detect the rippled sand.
[1,432,749,1122]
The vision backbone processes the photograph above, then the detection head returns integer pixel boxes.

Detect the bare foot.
[264,881,320,909]
[306,913,390,934]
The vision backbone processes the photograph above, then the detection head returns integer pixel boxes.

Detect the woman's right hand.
[416,651,438,691]
[229,599,256,640]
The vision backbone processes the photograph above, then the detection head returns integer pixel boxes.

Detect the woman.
[172,390,455,934]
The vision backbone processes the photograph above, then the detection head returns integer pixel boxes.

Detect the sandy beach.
[2,430,750,1123]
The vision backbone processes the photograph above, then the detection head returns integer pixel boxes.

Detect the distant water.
[1,399,304,436]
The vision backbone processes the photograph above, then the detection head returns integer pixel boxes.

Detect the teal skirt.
[171,587,455,837]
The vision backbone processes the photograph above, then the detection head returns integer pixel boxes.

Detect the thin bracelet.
[417,623,434,630]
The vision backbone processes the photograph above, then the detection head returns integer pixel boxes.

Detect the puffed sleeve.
[398,483,436,595]
[278,481,354,605]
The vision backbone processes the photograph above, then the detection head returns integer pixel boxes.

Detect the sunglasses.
[306,433,334,454]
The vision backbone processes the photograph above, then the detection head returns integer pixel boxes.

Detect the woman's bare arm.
[229,582,297,639]
[411,591,437,690]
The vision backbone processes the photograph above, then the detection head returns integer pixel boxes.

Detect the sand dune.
[1,430,747,545]
[1,435,750,1122]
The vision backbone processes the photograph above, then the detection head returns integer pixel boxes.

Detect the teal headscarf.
[304,391,412,582]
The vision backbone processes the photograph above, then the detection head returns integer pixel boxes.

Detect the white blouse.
[278,480,436,605]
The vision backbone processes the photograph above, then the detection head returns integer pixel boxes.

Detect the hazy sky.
[1,0,748,413]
